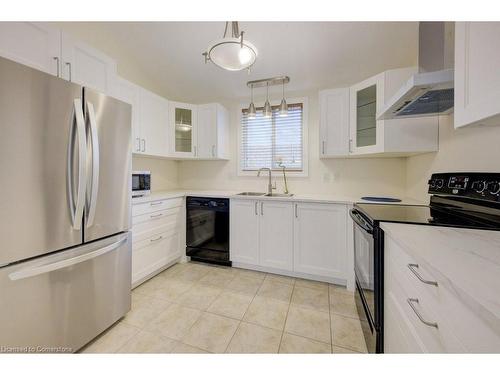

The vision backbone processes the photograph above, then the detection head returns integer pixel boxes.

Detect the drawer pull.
[150,236,163,242]
[407,264,438,286]
[407,298,438,329]
[150,213,163,219]
[150,201,163,206]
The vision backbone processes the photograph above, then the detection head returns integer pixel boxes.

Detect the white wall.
[406,115,500,202]
[178,91,408,198]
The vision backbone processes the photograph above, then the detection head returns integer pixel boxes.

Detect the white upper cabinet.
[259,201,294,271]
[61,32,117,94]
[140,88,169,157]
[169,101,198,158]
[0,22,61,76]
[111,77,142,153]
[319,88,350,157]
[349,68,439,156]
[293,203,347,280]
[197,103,230,159]
[455,22,500,128]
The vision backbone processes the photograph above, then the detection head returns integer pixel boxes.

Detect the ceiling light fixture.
[263,83,272,118]
[279,80,288,117]
[246,76,290,120]
[203,22,258,72]
[248,85,256,119]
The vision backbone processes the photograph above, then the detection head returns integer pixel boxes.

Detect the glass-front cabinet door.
[169,101,197,157]
[349,73,384,154]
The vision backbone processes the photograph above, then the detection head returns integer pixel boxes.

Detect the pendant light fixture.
[246,76,290,120]
[279,80,288,117]
[248,84,256,119]
[202,22,258,72]
[263,82,272,118]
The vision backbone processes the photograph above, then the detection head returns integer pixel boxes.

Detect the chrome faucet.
[278,162,289,195]
[257,168,275,195]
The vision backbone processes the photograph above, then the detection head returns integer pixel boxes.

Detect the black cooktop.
[354,172,500,231]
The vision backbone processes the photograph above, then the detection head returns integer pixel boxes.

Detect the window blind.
[241,103,303,171]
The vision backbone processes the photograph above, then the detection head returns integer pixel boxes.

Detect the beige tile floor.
[80,262,367,354]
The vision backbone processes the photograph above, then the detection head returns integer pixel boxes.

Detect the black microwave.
[132,171,151,197]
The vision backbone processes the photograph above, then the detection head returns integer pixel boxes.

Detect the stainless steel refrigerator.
[0,56,132,353]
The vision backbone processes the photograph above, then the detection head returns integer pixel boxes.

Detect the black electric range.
[350,172,500,353]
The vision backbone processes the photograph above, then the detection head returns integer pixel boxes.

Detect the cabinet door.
[140,89,169,157]
[112,77,142,153]
[197,104,217,158]
[0,22,60,76]
[319,88,350,157]
[61,32,116,93]
[259,201,293,271]
[455,22,500,128]
[230,199,260,265]
[293,203,347,279]
[169,101,197,158]
[349,73,384,155]
[216,104,230,159]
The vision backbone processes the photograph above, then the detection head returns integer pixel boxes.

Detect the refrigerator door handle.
[8,235,127,281]
[67,99,87,230]
[85,101,100,228]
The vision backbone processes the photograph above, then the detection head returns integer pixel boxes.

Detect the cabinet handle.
[349,139,353,153]
[260,202,264,216]
[135,137,141,152]
[194,145,197,157]
[254,201,258,216]
[295,204,298,218]
[141,139,146,152]
[150,235,163,243]
[150,201,163,206]
[150,213,163,218]
[53,56,60,77]
[322,140,325,155]
[407,298,438,329]
[65,62,72,82]
[407,264,438,286]
[212,145,216,158]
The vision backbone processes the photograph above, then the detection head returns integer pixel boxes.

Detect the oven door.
[350,208,377,352]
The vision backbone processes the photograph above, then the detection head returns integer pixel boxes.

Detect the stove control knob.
[487,181,500,195]
[472,180,486,193]
[435,179,444,189]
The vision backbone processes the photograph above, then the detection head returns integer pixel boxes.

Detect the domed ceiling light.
[203,22,258,72]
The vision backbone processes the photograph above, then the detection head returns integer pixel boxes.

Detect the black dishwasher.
[186,197,230,266]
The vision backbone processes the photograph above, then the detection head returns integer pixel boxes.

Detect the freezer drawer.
[0,232,131,353]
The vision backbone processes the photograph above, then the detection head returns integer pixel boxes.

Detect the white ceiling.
[59,22,419,103]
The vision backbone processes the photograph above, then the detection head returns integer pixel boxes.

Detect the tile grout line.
[223,273,265,353]
[277,280,295,353]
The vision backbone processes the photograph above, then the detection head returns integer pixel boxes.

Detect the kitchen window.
[239,99,307,175]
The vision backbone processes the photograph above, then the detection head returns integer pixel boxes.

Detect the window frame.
[237,96,309,177]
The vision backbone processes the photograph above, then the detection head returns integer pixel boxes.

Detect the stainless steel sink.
[265,193,294,197]
[236,192,266,196]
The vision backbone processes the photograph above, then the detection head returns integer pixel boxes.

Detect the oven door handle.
[350,209,373,234]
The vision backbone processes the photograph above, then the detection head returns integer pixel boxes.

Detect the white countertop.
[132,189,426,206]
[381,222,500,331]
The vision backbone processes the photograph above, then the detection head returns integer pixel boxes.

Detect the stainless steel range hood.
[378,22,454,120]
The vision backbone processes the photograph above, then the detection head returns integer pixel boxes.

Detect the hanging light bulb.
[279,80,288,117]
[248,84,256,119]
[263,82,272,118]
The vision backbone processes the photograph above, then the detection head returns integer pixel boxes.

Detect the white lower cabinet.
[293,203,347,279]
[259,201,294,271]
[131,198,183,287]
[230,199,349,283]
[229,199,260,265]
[384,234,500,353]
